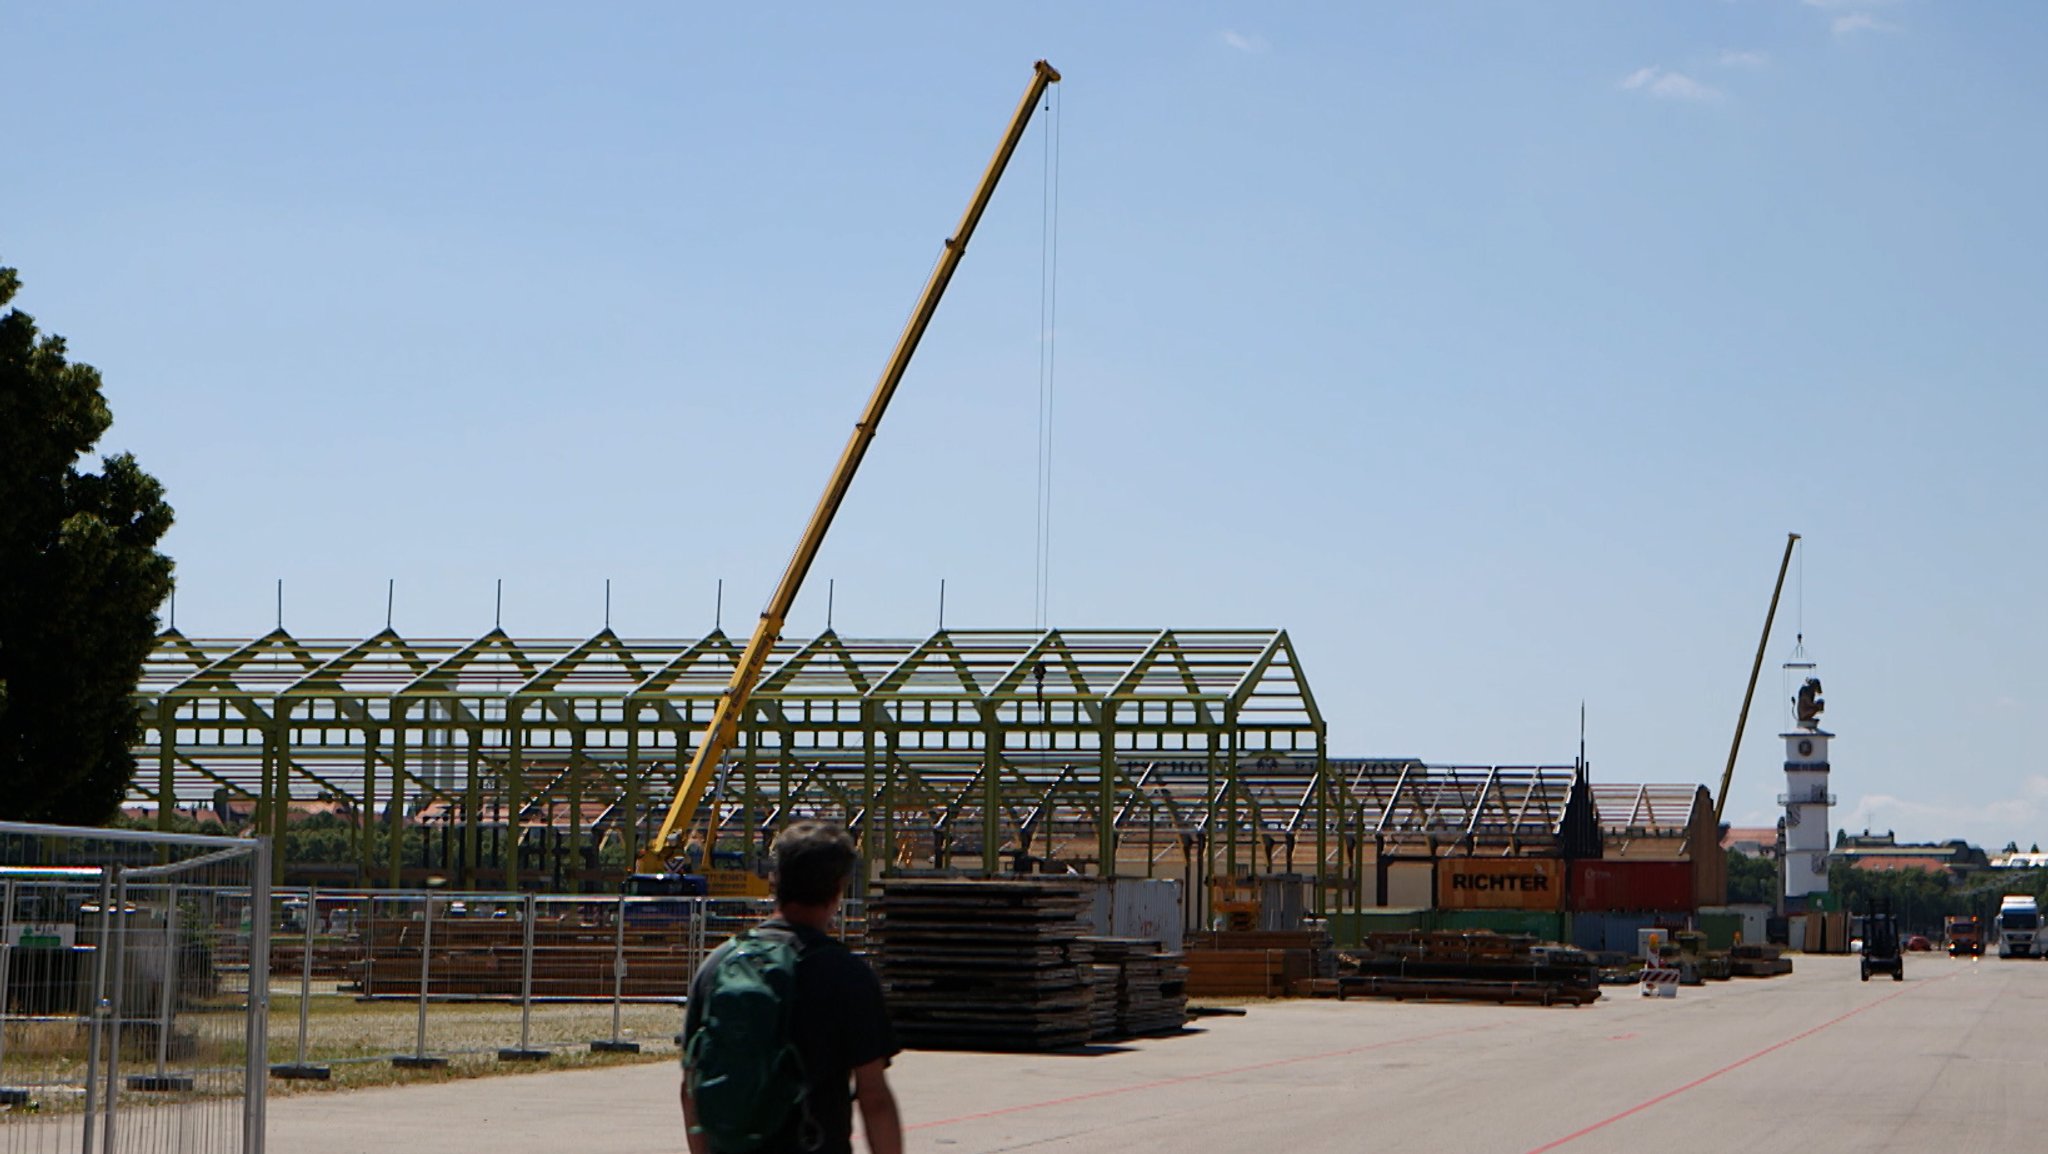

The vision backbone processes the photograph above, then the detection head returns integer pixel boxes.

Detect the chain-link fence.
[0,821,270,1154]
[262,891,860,1077]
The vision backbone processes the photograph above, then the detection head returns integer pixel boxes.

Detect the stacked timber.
[1085,964,1119,1039]
[1080,937,1189,1036]
[1333,931,1601,1007]
[355,914,695,999]
[1729,943,1794,977]
[872,879,1094,1052]
[1181,930,1330,998]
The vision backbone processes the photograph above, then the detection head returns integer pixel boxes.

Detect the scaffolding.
[131,627,1332,902]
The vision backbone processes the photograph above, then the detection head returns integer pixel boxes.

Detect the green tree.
[0,265,174,824]
[1727,850,1777,904]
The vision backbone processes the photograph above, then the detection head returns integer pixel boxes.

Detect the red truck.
[1946,915,1984,957]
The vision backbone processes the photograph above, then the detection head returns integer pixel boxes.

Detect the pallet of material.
[1183,929,1330,998]
[1333,931,1601,1007]
[1336,974,1601,1007]
[1080,938,1189,1036]
[1728,943,1794,977]
[873,879,1095,1052]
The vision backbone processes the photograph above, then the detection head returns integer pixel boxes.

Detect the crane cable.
[1033,83,1062,629]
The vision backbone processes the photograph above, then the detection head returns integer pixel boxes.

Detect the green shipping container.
[1327,908,1434,947]
[1697,911,1743,952]
[1436,909,1572,944]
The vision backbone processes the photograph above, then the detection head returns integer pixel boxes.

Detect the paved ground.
[271,952,2045,1153]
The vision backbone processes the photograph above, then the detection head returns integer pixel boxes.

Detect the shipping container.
[1569,911,1690,954]
[1437,858,1564,911]
[1326,908,1433,948]
[1569,860,1697,913]
[1436,909,1570,943]
[1083,878,1186,951]
[1386,862,1434,908]
[1695,909,1745,951]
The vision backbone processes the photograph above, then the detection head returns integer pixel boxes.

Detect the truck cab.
[1946,915,1984,957]
[1997,896,2040,958]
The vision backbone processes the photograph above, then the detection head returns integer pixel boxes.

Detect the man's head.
[771,820,858,911]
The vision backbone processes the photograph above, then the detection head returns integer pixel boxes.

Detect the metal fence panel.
[0,822,268,1154]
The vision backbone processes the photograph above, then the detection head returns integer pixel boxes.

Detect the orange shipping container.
[1436,858,1564,911]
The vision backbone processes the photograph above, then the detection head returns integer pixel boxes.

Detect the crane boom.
[640,60,1062,872]
[1714,532,1800,824]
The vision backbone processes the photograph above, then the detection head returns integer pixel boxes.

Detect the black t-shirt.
[684,918,898,1154]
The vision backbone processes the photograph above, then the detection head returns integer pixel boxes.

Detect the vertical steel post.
[519,894,535,1049]
[101,870,131,1153]
[611,895,626,1042]
[82,866,114,1154]
[298,888,316,1066]
[415,898,431,1057]
[247,837,273,1153]
[153,883,180,1080]
[0,879,12,1078]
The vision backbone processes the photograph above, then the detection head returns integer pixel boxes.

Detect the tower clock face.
[1798,739,1814,758]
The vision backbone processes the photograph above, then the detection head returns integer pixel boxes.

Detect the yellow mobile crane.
[1714,533,1800,824]
[635,61,1062,877]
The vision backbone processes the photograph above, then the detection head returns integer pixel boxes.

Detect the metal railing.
[0,821,270,1154]
[261,890,859,1077]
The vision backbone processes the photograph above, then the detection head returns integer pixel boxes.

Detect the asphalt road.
[270,952,2042,1153]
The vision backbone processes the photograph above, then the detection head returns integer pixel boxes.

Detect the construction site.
[8,29,2038,1154]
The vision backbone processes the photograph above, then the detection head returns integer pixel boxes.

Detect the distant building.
[1722,825,1780,860]
[1831,829,1990,879]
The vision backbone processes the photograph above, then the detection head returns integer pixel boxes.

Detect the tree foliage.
[1726,850,1778,904]
[0,265,174,824]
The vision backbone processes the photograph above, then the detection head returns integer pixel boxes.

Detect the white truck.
[1997,895,2040,958]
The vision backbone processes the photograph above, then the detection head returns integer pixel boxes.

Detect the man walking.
[682,821,901,1154]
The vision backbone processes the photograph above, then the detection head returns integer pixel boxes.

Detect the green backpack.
[686,929,813,1153]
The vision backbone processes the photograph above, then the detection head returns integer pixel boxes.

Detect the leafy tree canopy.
[0,264,174,823]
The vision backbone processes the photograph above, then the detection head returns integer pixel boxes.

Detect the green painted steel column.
[360,725,379,882]
[1097,709,1117,878]
[861,702,879,875]
[505,709,524,891]
[463,735,481,890]
[387,700,408,889]
[1315,739,1329,916]
[980,709,1002,875]
[569,724,586,890]
[623,709,641,870]
[157,706,175,832]
[1224,706,1240,880]
[271,705,290,884]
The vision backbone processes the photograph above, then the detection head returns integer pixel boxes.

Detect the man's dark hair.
[772,821,858,906]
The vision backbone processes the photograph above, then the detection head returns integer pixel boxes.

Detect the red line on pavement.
[907,1021,1500,1132]
[1521,971,1961,1154]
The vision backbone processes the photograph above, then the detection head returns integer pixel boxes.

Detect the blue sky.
[6,3,2045,848]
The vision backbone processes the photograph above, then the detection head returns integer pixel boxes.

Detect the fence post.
[0,877,20,1106]
[271,886,330,1080]
[592,894,639,1053]
[246,836,273,1154]
[499,893,546,1061]
[82,866,114,1154]
[101,869,132,1153]
[392,894,446,1069]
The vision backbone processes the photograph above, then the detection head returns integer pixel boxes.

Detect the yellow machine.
[636,61,1063,875]
[1209,877,1262,932]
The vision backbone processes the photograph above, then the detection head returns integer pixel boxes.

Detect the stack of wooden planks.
[872,878,1094,1052]
[1333,931,1601,1007]
[1181,929,1331,998]
[1080,937,1189,1037]
[353,914,694,999]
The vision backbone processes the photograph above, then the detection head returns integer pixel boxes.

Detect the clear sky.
[5,3,2044,849]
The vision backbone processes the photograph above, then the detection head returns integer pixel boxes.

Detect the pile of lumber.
[1332,931,1601,1007]
[352,915,693,999]
[872,879,1094,1052]
[1729,943,1794,977]
[1080,937,1188,1037]
[1181,930,1330,998]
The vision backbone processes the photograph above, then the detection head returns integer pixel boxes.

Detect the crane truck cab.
[1997,895,2040,958]
[1946,915,1984,957]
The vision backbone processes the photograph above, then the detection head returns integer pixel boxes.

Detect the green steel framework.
[131,627,1333,902]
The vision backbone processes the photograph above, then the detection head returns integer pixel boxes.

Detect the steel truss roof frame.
[131,626,1334,906]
